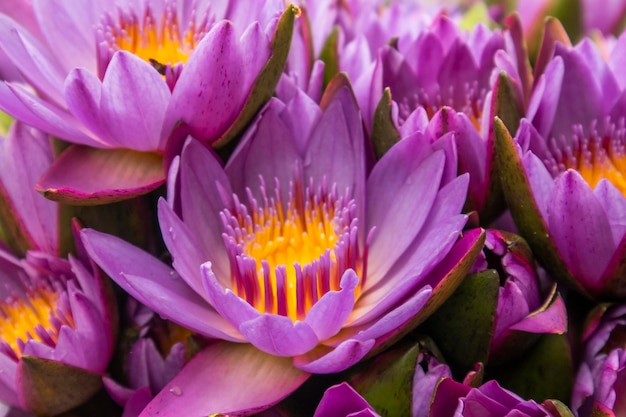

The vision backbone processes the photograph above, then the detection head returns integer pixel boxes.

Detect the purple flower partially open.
[572,304,626,417]
[0,0,294,203]
[429,378,566,417]
[471,230,567,364]
[0,121,116,416]
[362,14,528,224]
[495,31,626,300]
[81,79,483,415]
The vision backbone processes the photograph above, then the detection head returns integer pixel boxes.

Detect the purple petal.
[178,138,231,279]
[293,338,375,374]
[0,122,57,253]
[101,51,170,152]
[32,0,96,74]
[225,99,301,204]
[163,21,269,143]
[509,292,567,334]
[305,83,366,213]
[138,342,310,416]
[36,146,165,204]
[238,315,319,357]
[64,68,113,146]
[527,57,564,139]
[0,83,103,147]
[547,170,615,288]
[593,180,626,246]
[81,229,242,341]
[158,200,217,297]
[304,270,359,341]
[366,146,446,281]
[0,15,65,105]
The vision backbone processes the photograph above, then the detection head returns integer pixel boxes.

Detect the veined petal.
[304,270,359,341]
[81,229,242,341]
[239,315,319,357]
[101,51,170,152]
[138,342,310,417]
[548,170,615,288]
[36,146,165,204]
[293,338,374,374]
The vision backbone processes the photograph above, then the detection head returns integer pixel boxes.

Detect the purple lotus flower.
[359,14,529,224]
[313,382,380,417]
[82,79,483,415]
[413,349,453,417]
[429,378,566,417]
[572,304,626,417]
[471,230,567,364]
[0,121,116,415]
[0,0,293,203]
[495,31,626,300]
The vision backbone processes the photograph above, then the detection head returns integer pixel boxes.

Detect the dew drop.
[169,386,182,396]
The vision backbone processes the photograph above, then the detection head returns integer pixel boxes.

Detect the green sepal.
[488,333,573,404]
[493,117,592,299]
[369,229,486,357]
[319,27,340,91]
[0,181,34,257]
[0,111,12,137]
[543,399,577,417]
[18,357,103,417]
[212,4,299,149]
[420,270,499,376]
[371,88,401,160]
[346,340,422,417]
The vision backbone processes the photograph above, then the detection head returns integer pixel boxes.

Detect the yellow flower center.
[550,124,626,195]
[221,181,364,322]
[0,288,73,357]
[98,4,208,76]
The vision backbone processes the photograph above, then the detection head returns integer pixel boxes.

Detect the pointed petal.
[547,170,614,289]
[81,229,241,341]
[101,51,170,151]
[293,338,374,374]
[139,342,310,416]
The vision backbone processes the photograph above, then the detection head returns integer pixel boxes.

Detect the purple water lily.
[81,79,482,415]
[0,121,116,415]
[361,14,528,224]
[496,30,626,300]
[0,0,291,203]
[572,304,626,417]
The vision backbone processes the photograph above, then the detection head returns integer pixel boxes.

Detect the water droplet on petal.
[169,386,182,396]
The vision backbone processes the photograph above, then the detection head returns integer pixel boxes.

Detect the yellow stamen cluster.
[0,289,69,356]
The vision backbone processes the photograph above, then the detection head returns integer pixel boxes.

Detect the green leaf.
[347,340,422,417]
[319,27,340,91]
[420,270,500,375]
[371,88,401,160]
[488,333,573,403]
[18,357,103,417]
[212,4,299,150]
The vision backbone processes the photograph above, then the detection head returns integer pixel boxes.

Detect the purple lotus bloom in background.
[429,378,567,417]
[0,0,292,203]
[497,31,626,300]
[362,14,528,224]
[0,121,116,415]
[313,382,380,417]
[471,230,567,364]
[82,79,482,415]
[572,304,626,417]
